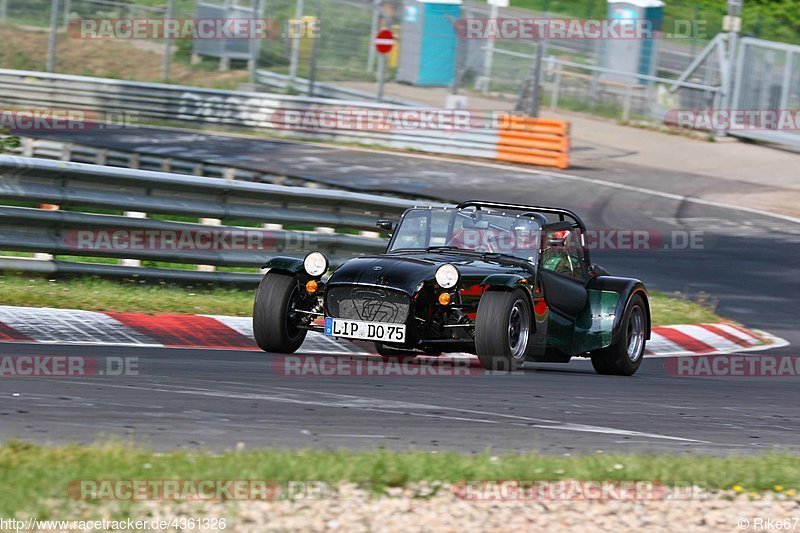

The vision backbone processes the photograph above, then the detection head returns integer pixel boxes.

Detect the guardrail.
[0,69,571,169]
[254,70,419,107]
[11,137,352,192]
[0,156,426,284]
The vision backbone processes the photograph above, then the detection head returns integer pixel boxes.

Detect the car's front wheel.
[590,293,646,376]
[253,272,308,353]
[475,288,531,371]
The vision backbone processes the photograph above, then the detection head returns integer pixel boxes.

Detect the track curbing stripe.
[0,306,786,357]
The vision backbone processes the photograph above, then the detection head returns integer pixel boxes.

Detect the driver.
[542,230,577,276]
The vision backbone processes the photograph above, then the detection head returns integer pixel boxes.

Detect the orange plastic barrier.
[495,114,570,169]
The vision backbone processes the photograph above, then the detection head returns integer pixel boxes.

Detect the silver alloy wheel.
[626,305,645,362]
[508,299,530,360]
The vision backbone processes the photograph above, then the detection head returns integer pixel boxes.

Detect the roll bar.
[455,201,587,232]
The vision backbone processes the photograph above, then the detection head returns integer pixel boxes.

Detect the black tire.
[253,272,308,353]
[590,294,647,376]
[375,343,418,362]
[475,288,532,371]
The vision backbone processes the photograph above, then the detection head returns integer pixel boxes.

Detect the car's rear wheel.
[253,272,308,353]
[475,288,531,371]
[590,293,646,376]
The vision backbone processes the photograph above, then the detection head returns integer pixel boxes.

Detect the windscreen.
[388,209,542,262]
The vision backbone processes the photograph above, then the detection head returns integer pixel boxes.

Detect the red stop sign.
[374,29,395,54]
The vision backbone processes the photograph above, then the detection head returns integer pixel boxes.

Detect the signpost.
[374,28,395,102]
[480,0,509,94]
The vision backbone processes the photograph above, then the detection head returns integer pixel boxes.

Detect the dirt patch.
[0,26,249,88]
[47,484,800,532]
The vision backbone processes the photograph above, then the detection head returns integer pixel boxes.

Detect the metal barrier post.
[289,0,305,85]
[161,0,176,82]
[198,218,222,272]
[47,0,61,73]
[62,0,70,27]
[550,63,562,111]
[35,204,60,260]
[120,212,147,267]
[622,84,633,121]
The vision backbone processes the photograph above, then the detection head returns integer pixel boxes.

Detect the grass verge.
[1,441,798,517]
[0,274,719,326]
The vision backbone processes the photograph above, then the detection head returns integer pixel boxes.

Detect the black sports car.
[253,201,650,375]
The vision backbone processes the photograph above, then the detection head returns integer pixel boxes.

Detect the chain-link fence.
[248,0,403,83]
[0,0,797,135]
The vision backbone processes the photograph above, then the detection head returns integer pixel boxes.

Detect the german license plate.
[324,318,406,343]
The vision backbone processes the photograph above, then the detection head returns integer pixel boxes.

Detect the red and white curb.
[0,306,786,357]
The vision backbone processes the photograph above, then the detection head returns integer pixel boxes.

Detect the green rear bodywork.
[546,289,620,355]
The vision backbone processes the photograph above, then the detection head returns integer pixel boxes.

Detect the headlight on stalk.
[435,264,459,289]
[303,252,328,277]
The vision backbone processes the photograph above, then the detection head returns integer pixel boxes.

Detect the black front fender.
[480,273,535,302]
[262,256,305,276]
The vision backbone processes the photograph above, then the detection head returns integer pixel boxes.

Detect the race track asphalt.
[3,126,799,453]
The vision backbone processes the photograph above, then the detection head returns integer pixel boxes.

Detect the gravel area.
[56,484,800,532]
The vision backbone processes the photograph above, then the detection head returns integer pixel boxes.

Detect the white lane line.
[56,380,704,443]
[318,434,393,438]
[259,385,707,443]
[368,409,704,443]
[304,141,800,226]
[143,124,800,226]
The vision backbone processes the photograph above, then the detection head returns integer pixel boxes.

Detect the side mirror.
[589,263,610,277]
[376,219,394,232]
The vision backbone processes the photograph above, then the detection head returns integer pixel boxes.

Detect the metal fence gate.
[732,37,800,148]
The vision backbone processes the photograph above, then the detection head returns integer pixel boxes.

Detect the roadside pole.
[528,40,544,116]
[722,0,744,109]
[373,29,395,102]
[527,2,549,116]
[288,0,305,85]
[46,0,60,73]
[0,0,6,23]
[366,0,381,72]
[62,0,71,27]
[377,53,386,102]
[161,0,176,82]
[721,0,743,135]
[249,0,265,85]
[307,0,321,96]
[481,0,508,94]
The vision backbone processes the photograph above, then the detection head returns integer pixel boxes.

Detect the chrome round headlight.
[303,252,328,277]
[435,264,460,289]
